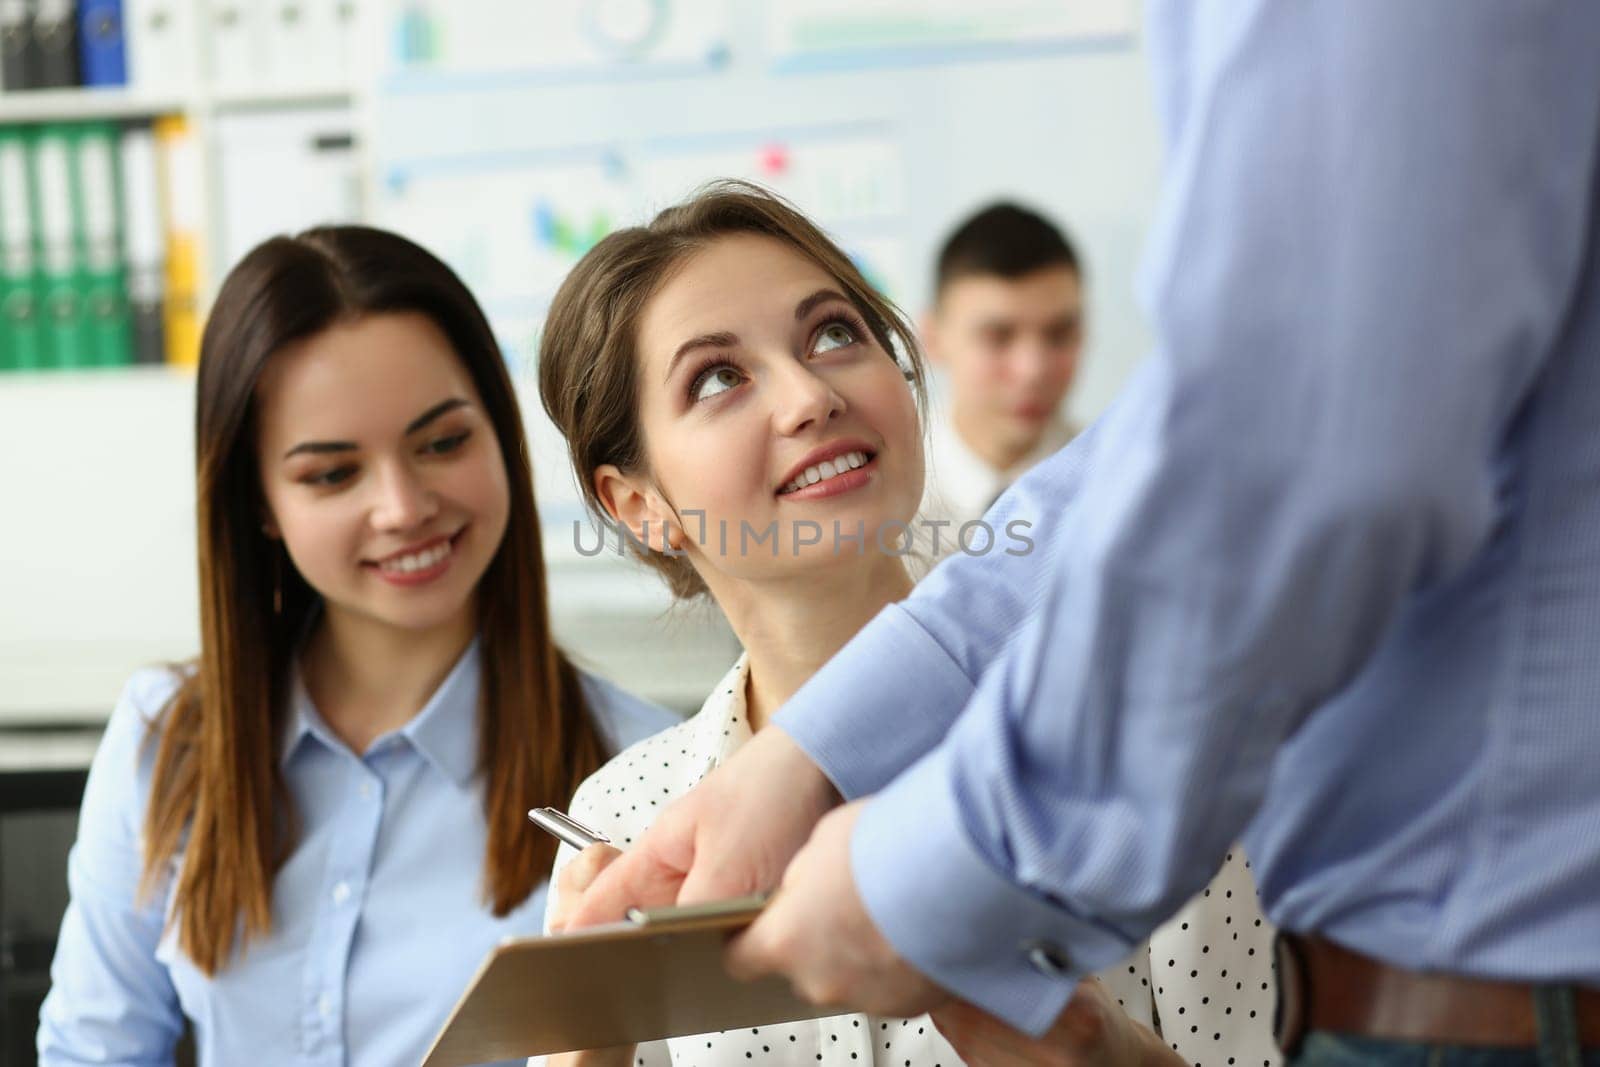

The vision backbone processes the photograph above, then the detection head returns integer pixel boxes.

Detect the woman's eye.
[692,366,744,403]
[424,431,470,456]
[813,322,858,355]
[305,466,355,488]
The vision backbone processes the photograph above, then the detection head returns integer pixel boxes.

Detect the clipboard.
[421,895,848,1067]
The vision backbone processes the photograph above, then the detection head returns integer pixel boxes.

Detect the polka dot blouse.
[546,656,1278,1067]
[1134,849,1281,1067]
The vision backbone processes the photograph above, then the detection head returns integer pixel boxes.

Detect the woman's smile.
[776,451,878,501]
[363,527,467,587]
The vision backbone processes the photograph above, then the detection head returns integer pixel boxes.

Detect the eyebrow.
[793,287,850,323]
[976,317,1019,334]
[281,397,471,460]
[663,331,739,386]
[661,288,855,385]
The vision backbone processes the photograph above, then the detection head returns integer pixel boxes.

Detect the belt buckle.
[1273,932,1309,1058]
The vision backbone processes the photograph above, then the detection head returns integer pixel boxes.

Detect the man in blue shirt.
[568,3,1600,1061]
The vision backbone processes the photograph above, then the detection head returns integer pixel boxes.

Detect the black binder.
[31,0,78,88]
[0,0,35,89]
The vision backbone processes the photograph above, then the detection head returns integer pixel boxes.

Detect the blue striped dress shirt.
[776,0,1600,1036]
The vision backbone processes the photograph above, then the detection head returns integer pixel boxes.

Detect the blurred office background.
[0,1,1161,1059]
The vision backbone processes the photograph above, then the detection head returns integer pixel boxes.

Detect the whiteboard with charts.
[368,0,1161,476]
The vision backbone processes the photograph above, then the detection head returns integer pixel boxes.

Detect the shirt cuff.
[775,605,975,801]
[850,745,1135,1036]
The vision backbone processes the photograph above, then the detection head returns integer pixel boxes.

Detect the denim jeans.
[1288,989,1600,1067]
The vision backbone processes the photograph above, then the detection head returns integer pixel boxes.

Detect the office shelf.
[0,87,186,124]
[0,84,355,125]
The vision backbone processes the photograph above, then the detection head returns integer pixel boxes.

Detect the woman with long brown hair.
[536,182,1278,1067]
[37,226,673,1066]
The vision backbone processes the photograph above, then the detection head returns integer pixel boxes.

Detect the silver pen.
[526,806,613,851]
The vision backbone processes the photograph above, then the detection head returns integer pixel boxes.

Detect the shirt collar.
[279,637,483,787]
[692,653,753,771]
[929,414,1078,518]
[927,415,1008,522]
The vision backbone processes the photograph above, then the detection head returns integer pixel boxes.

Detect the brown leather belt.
[1275,934,1600,1052]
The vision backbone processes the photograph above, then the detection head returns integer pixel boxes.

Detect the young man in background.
[919,203,1086,544]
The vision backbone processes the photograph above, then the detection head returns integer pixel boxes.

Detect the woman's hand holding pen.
[549,844,624,934]
[564,726,840,928]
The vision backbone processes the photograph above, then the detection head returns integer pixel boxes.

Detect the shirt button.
[331,880,351,905]
[318,993,334,1018]
[359,780,374,799]
[1021,939,1072,979]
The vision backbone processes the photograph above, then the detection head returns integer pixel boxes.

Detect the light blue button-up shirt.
[38,640,675,1066]
[776,0,1600,1037]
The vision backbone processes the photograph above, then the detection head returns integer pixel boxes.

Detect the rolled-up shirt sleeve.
[851,0,1600,1034]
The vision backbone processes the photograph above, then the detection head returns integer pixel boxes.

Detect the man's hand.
[929,982,1184,1067]
[565,726,839,928]
[725,801,948,1017]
